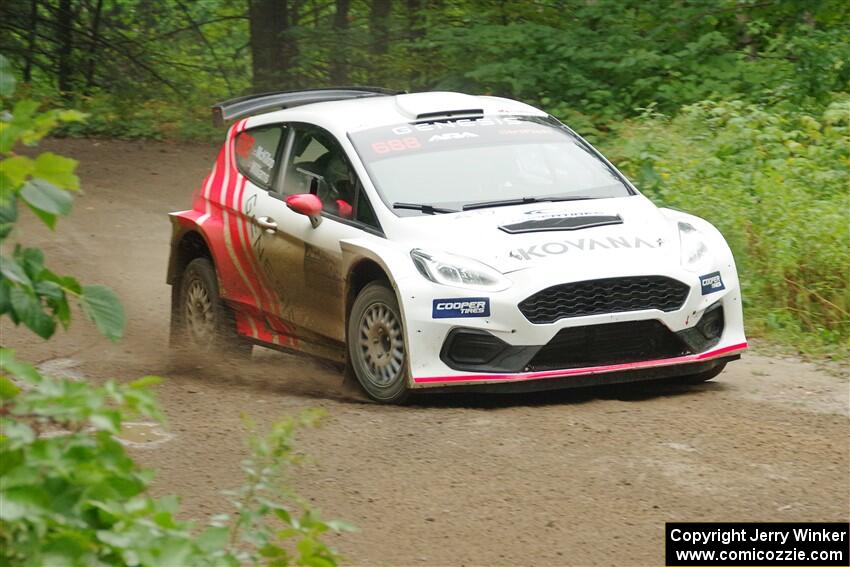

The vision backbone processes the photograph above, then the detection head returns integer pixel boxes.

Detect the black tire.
[679,361,727,384]
[347,282,411,404]
[174,258,252,358]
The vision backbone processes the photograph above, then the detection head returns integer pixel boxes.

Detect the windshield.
[348,115,633,216]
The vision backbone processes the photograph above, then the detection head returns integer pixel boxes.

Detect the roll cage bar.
[211,87,404,126]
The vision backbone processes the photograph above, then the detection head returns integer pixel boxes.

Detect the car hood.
[389,195,682,274]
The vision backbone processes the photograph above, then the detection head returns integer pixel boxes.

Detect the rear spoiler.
[211,87,404,126]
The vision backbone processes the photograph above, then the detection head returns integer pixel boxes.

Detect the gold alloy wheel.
[358,302,405,387]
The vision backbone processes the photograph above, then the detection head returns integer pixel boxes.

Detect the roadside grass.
[596,96,850,362]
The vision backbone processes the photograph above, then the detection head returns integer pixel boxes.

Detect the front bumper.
[396,262,747,388]
[418,354,741,394]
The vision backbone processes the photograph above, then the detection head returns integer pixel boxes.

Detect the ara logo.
[428,132,479,142]
[432,298,490,318]
[700,271,725,295]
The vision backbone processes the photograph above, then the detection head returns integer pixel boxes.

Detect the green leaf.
[259,544,287,558]
[18,246,45,278]
[0,156,35,189]
[0,254,31,286]
[33,152,79,190]
[42,270,82,294]
[0,375,20,399]
[95,530,134,548]
[0,55,15,97]
[273,507,293,524]
[325,519,357,533]
[27,202,58,229]
[58,110,87,123]
[196,526,229,552]
[55,295,71,328]
[156,539,193,567]
[301,555,335,567]
[0,349,42,384]
[296,538,318,559]
[0,281,10,314]
[10,287,55,339]
[0,195,18,240]
[20,179,73,223]
[0,445,23,475]
[0,486,48,521]
[34,280,63,302]
[80,285,125,341]
[1,420,34,447]
[0,124,21,154]
[90,411,121,433]
[11,100,39,126]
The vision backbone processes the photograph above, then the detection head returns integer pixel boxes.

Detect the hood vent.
[499,214,623,234]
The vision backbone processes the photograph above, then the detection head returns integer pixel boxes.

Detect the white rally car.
[167,88,747,403]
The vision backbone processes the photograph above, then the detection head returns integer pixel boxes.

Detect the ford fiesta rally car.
[167,88,747,403]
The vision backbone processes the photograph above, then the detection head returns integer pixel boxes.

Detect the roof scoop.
[500,215,624,234]
[395,92,483,122]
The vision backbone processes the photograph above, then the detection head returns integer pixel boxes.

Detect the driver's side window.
[280,127,357,220]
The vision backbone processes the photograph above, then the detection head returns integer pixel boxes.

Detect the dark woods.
[1,0,848,115]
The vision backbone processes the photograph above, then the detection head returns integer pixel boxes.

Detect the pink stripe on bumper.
[412,342,748,385]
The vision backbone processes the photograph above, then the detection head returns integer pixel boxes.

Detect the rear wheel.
[174,258,251,358]
[347,282,410,404]
[680,362,726,384]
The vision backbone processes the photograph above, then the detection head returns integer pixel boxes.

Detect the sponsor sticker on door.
[432,298,491,318]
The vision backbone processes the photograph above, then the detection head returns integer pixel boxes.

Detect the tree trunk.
[369,0,391,55]
[84,0,103,93]
[329,0,350,85]
[56,0,74,96]
[368,0,391,84]
[248,0,297,91]
[24,0,38,83]
[405,0,423,84]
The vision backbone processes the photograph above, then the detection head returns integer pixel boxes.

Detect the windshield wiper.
[462,195,595,211]
[393,202,457,215]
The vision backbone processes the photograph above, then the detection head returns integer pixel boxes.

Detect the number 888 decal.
[371,137,422,154]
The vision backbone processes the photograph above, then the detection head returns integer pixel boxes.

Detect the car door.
[252,123,383,344]
[229,123,288,322]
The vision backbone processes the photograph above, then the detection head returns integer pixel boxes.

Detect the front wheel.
[347,282,411,404]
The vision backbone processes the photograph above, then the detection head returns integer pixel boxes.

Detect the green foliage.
[601,96,850,355]
[1,350,350,566]
[56,93,223,142]
[0,56,16,97]
[223,411,356,566]
[0,55,125,341]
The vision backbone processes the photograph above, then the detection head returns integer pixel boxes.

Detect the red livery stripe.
[413,342,748,385]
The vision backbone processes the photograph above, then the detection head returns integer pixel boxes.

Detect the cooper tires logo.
[432,298,491,318]
[700,271,725,295]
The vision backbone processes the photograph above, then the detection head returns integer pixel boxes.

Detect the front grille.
[527,320,691,370]
[519,276,690,324]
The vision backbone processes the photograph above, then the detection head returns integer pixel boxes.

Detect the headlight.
[410,249,510,291]
[678,222,712,272]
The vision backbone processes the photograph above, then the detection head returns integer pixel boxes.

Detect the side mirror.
[285,193,323,228]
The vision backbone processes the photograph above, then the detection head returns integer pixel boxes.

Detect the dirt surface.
[4,138,849,566]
